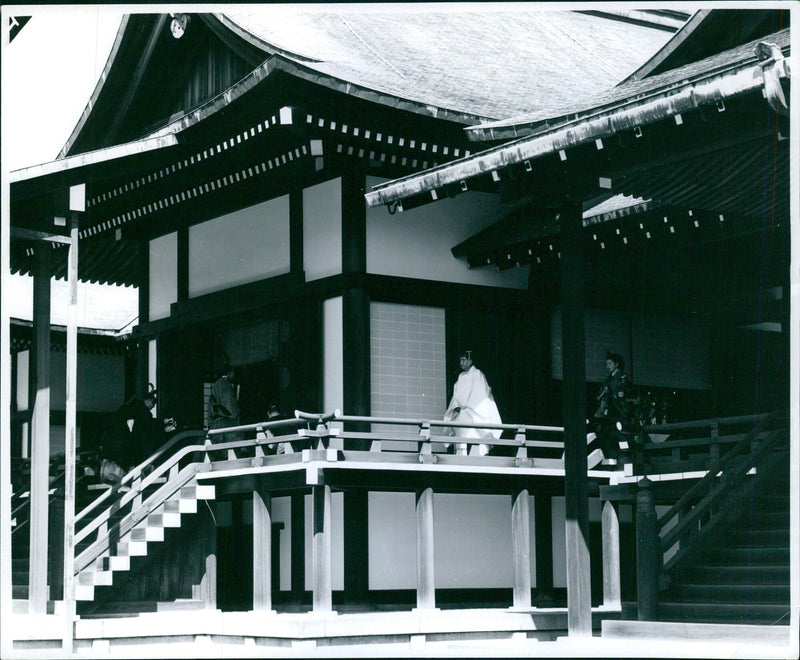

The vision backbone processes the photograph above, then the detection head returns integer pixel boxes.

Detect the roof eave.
[365,54,789,208]
[10,134,179,186]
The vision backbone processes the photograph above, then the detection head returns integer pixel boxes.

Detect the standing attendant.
[208,362,241,443]
[587,352,632,465]
[444,351,502,456]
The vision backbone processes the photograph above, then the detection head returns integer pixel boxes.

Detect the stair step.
[113,540,148,557]
[12,585,28,599]
[715,547,789,564]
[687,564,789,584]
[77,570,114,587]
[657,601,790,624]
[97,555,130,572]
[156,599,207,612]
[727,529,789,546]
[131,525,164,542]
[673,583,790,604]
[74,584,95,601]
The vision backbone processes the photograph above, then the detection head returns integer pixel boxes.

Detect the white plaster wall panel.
[148,231,178,321]
[368,492,416,589]
[369,302,446,447]
[304,177,342,281]
[323,296,344,415]
[304,491,345,591]
[48,351,125,412]
[16,350,29,411]
[434,493,513,588]
[368,491,538,590]
[273,496,292,591]
[366,176,529,288]
[188,195,290,298]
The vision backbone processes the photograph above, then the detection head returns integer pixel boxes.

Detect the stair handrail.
[74,428,206,529]
[75,418,309,548]
[656,409,787,537]
[641,411,775,435]
[657,411,786,574]
[73,460,204,575]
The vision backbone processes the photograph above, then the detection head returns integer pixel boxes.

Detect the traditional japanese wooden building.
[3,5,795,656]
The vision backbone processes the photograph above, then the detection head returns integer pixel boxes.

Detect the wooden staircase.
[74,479,215,601]
[656,444,790,625]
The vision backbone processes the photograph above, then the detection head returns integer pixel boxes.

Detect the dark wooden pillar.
[136,241,150,395]
[29,243,51,614]
[290,493,306,603]
[312,483,332,611]
[341,168,371,602]
[341,168,370,425]
[559,202,592,636]
[344,490,369,603]
[177,226,189,302]
[415,487,436,609]
[511,489,532,608]
[636,478,659,620]
[290,186,304,279]
[253,480,274,611]
[534,494,554,603]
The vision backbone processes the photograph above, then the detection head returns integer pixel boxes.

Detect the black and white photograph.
[1,3,797,658]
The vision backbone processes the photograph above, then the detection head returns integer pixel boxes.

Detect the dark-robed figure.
[588,352,633,463]
[100,387,173,483]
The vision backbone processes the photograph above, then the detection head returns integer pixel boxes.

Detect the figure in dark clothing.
[587,352,633,464]
[100,387,174,483]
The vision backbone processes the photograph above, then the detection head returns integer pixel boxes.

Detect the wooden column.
[62,204,81,653]
[312,483,332,611]
[559,202,592,636]
[341,169,371,602]
[253,480,274,611]
[290,493,306,603]
[511,489,532,608]
[534,495,554,603]
[344,490,369,603]
[290,186,304,278]
[177,226,189,302]
[415,487,436,609]
[636,478,659,620]
[601,500,621,609]
[28,243,51,614]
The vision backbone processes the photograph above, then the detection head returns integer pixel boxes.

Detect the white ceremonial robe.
[444,366,502,456]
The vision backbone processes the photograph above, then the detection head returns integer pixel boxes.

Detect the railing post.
[635,477,659,620]
[312,482,332,612]
[511,489,532,608]
[253,480,274,611]
[601,500,621,609]
[415,487,436,610]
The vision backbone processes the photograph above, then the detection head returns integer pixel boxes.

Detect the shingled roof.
[222,6,681,121]
[466,25,792,140]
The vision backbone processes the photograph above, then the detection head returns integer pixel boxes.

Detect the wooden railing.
[71,412,569,580]
[631,412,777,476]
[73,419,308,574]
[634,409,788,618]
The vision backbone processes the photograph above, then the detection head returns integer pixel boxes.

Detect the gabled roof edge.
[57,14,130,160]
[619,9,711,85]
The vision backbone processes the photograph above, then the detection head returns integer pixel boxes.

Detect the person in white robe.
[444,351,502,456]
